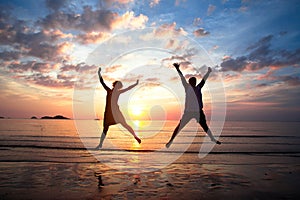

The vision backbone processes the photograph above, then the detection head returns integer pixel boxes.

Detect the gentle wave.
[3,134,300,138]
[1,144,300,155]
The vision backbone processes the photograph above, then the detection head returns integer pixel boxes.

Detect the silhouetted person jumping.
[166,63,221,148]
[96,67,141,149]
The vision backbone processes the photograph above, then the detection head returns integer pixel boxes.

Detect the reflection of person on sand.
[166,63,221,148]
[96,67,141,149]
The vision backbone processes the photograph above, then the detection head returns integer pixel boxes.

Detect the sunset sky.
[0,0,299,121]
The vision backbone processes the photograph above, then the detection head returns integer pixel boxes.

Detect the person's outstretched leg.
[121,122,141,144]
[96,125,109,149]
[205,129,221,144]
[166,116,190,148]
[199,110,221,145]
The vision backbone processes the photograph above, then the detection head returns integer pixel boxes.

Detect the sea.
[0,119,300,199]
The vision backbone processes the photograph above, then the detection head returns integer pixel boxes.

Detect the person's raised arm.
[173,63,188,87]
[120,80,139,93]
[98,67,110,91]
[198,67,212,88]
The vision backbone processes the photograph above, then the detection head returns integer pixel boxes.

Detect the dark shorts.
[181,110,208,131]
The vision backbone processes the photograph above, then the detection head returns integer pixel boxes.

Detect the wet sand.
[0,152,299,200]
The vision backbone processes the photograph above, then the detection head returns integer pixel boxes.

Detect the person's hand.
[173,63,180,69]
[98,67,101,75]
[207,67,212,73]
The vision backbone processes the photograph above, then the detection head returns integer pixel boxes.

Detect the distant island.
[40,115,70,120]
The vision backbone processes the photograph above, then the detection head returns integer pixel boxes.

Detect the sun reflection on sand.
[129,155,140,164]
[131,138,141,150]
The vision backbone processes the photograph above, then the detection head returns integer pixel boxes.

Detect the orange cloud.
[44,29,73,39]
[112,11,148,30]
[58,42,74,54]
[154,22,187,37]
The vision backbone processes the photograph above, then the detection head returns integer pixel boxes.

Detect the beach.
[0,119,300,199]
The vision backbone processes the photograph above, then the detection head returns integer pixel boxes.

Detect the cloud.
[46,0,68,11]
[113,73,143,83]
[239,6,248,12]
[207,4,216,16]
[139,22,188,50]
[193,18,202,26]
[143,82,161,87]
[24,73,75,88]
[152,22,187,38]
[161,47,198,67]
[9,61,98,89]
[76,31,111,44]
[0,51,21,61]
[220,35,300,72]
[104,64,123,73]
[257,69,300,87]
[39,6,148,33]
[193,28,210,37]
[220,56,248,72]
[28,41,73,61]
[149,0,160,7]
[224,73,242,83]
[165,39,181,49]
[60,62,97,73]
[39,6,117,32]
[103,0,134,6]
[175,0,187,6]
[0,10,73,62]
[8,61,53,73]
[280,76,300,86]
[112,11,148,30]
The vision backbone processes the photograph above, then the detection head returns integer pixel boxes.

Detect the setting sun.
[130,106,143,116]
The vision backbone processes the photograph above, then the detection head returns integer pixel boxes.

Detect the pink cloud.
[76,31,111,44]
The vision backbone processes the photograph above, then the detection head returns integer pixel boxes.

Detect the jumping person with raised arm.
[96,67,141,149]
[166,63,221,148]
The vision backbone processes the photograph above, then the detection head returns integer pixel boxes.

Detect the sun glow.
[130,106,143,117]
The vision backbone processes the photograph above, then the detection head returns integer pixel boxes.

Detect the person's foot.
[211,139,221,145]
[135,137,141,144]
[165,141,172,148]
[95,143,102,149]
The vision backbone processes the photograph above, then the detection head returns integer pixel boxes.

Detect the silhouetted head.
[188,77,197,87]
[112,81,123,89]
